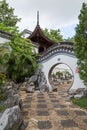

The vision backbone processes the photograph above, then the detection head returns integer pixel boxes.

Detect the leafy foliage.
[3,35,37,82]
[0,72,7,101]
[0,0,37,83]
[0,104,6,111]
[0,26,37,83]
[43,28,63,43]
[0,72,7,86]
[0,0,21,27]
[64,37,75,43]
[0,23,19,34]
[56,71,63,78]
[75,3,87,85]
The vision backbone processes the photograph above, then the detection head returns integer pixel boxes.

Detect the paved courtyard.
[20,85,87,130]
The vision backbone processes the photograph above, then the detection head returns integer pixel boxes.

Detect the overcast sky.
[6,0,87,38]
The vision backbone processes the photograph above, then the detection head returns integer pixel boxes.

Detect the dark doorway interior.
[39,46,44,53]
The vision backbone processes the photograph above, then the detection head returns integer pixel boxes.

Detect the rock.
[6,86,12,90]
[83,88,87,97]
[25,77,30,82]
[4,94,20,108]
[76,88,84,94]
[19,99,23,111]
[68,87,87,99]
[39,83,49,92]
[3,89,14,100]
[0,113,3,118]
[39,85,47,92]
[0,105,23,130]
[3,83,18,101]
[29,75,37,83]
[74,94,84,99]
[20,68,50,92]
[75,88,86,98]
[20,120,28,130]
[20,82,27,91]
[26,82,35,93]
[67,95,74,99]
[68,89,76,95]
[37,70,50,92]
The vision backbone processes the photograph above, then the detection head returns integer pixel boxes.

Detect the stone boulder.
[26,82,35,93]
[0,105,23,130]
[20,68,50,92]
[2,81,23,109]
[37,70,50,92]
[68,87,87,99]
[74,94,84,99]
[4,94,21,108]
[28,75,38,83]
[20,82,26,91]
[84,88,87,97]
[39,83,49,92]
[3,82,19,101]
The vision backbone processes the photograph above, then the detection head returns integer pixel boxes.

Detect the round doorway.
[48,63,74,91]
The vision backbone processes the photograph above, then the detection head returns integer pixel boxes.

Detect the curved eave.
[28,25,56,45]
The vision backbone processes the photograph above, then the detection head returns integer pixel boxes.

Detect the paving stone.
[22,111,28,116]
[61,119,78,127]
[37,100,46,103]
[27,94,32,96]
[83,119,87,124]
[49,95,56,98]
[51,100,59,103]
[37,95,44,98]
[38,120,52,129]
[23,104,31,108]
[20,90,87,130]
[25,97,32,100]
[69,105,77,108]
[65,99,70,102]
[37,111,49,116]
[27,93,33,96]
[48,92,53,94]
[61,96,66,98]
[54,104,66,108]
[74,110,87,116]
[24,99,31,103]
[27,95,33,97]
[37,104,47,108]
[48,93,54,95]
[56,110,69,116]
[37,93,44,96]
[37,96,44,99]
[59,93,64,95]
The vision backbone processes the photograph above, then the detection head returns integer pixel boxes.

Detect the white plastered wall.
[40,53,86,91]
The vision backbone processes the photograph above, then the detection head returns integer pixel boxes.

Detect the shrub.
[0,73,7,101]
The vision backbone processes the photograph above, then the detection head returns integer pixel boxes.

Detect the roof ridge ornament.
[37,11,39,25]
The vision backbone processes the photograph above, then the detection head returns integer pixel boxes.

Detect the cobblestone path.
[20,85,87,130]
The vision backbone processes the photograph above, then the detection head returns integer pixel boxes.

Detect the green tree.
[75,3,87,85]
[0,23,19,34]
[0,0,37,82]
[5,35,37,82]
[0,0,21,27]
[0,26,37,82]
[43,28,63,43]
[56,71,63,78]
[64,37,75,43]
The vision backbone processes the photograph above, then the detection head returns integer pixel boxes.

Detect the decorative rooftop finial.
[37,11,39,25]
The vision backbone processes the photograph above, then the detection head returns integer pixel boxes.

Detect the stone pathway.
[20,85,87,130]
